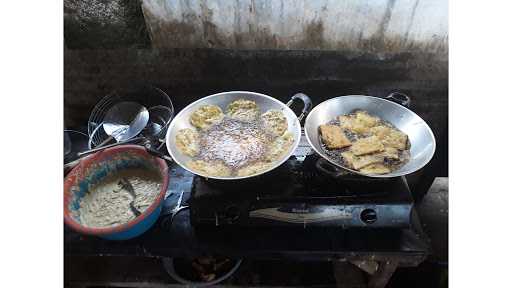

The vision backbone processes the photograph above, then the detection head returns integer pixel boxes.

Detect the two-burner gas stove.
[190,134,414,229]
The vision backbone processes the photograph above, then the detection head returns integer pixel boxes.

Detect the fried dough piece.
[338,115,370,134]
[261,109,288,137]
[341,151,379,170]
[382,147,400,160]
[237,161,272,177]
[226,99,260,122]
[265,132,294,161]
[354,111,380,127]
[319,125,352,149]
[175,128,200,157]
[338,112,379,135]
[360,164,391,175]
[342,147,399,170]
[187,160,231,177]
[370,125,408,150]
[190,105,224,130]
[350,136,384,156]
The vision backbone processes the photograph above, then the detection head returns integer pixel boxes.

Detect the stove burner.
[190,134,413,228]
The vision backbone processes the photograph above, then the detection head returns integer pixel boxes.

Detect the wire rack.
[87,86,174,149]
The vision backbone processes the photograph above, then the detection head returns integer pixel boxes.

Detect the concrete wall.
[142,0,447,55]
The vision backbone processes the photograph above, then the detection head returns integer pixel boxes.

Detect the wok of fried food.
[177,98,294,177]
[175,128,200,157]
[226,99,260,122]
[261,109,288,137]
[190,104,224,130]
[319,110,410,175]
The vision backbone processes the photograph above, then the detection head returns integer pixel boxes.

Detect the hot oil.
[318,111,411,174]
[194,117,276,176]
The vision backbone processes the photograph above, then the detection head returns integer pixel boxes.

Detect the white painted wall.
[142,0,447,53]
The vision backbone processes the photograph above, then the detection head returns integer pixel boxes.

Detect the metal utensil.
[119,178,142,217]
[303,93,436,178]
[88,86,174,149]
[164,91,312,180]
[99,102,150,147]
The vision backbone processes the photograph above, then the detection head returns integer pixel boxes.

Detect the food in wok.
[175,99,293,177]
[319,110,410,175]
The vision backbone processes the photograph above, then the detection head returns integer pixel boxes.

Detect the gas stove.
[190,134,413,228]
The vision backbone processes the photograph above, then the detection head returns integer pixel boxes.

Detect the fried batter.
[175,128,200,157]
[236,161,272,177]
[369,125,408,150]
[319,125,352,149]
[265,132,294,161]
[359,163,391,175]
[261,109,288,137]
[190,105,224,130]
[226,99,260,122]
[350,136,385,156]
[187,160,231,177]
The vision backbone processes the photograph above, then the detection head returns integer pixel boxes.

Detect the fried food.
[370,125,408,150]
[354,111,380,127]
[261,109,288,137]
[350,136,384,156]
[341,151,379,170]
[190,105,224,130]
[226,99,260,122]
[265,132,294,161]
[175,128,200,157]
[320,110,410,175]
[237,161,272,177]
[319,125,352,149]
[359,164,391,175]
[338,112,378,135]
[341,147,400,170]
[187,160,231,177]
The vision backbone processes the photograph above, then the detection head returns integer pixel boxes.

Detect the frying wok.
[165,91,312,180]
[304,93,436,178]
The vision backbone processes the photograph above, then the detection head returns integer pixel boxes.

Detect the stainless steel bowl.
[304,94,436,178]
[165,91,311,180]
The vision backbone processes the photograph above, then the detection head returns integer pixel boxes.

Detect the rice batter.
[76,169,162,228]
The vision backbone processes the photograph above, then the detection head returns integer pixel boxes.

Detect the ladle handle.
[286,93,313,122]
[77,137,143,157]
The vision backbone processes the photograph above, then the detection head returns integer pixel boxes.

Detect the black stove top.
[190,136,414,228]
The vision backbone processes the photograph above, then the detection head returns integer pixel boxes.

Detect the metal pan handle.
[286,93,313,122]
[315,157,350,178]
[386,92,410,108]
[144,142,174,163]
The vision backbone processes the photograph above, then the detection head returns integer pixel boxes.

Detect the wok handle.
[315,157,350,178]
[286,93,313,122]
[386,92,411,108]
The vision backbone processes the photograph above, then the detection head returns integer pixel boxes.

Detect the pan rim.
[165,91,302,180]
[304,95,436,178]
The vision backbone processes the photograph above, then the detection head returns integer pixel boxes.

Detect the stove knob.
[225,206,240,222]
[360,209,377,224]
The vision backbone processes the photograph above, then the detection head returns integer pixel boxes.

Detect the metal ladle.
[76,102,149,157]
[99,101,150,147]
